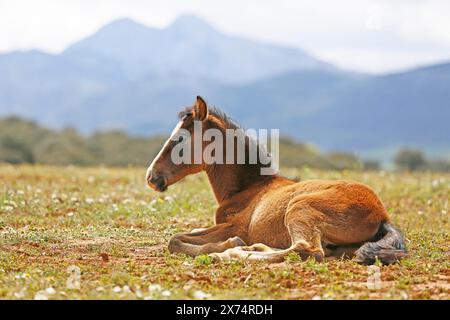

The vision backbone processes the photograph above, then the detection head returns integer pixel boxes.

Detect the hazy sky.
[1,0,449,73]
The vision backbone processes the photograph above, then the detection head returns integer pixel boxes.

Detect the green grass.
[0,164,448,300]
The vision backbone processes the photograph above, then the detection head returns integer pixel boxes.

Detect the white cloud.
[0,0,449,73]
[395,0,450,44]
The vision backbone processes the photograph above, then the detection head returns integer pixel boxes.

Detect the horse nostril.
[146,170,153,185]
[152,175,162,185]
[151,176,167,191]
[146,171,167,191]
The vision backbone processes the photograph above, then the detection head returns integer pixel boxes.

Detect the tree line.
[0,117,449,171]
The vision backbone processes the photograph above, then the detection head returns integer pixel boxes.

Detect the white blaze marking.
[146,121,183,181]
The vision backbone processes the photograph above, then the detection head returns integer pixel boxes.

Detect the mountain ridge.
[60,15,333,83]
[0,16,449,160]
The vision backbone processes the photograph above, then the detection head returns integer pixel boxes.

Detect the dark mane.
[178,106,241,130]
[208,106,242,130]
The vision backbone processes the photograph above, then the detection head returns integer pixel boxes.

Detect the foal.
[146,96,407,264]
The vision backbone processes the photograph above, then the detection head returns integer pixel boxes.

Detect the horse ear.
[194,96,208,121]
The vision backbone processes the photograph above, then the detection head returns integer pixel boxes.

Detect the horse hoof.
[230,236,247,247]
[209,253,223,262]
[209,251,232,262]
[312,252,324,262]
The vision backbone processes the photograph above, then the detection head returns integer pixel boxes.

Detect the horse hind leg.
[210,203,326,263]
[210,239,321,263]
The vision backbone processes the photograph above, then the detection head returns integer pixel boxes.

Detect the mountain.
[302,63,450,155]
[210,64,450,158]
[0,15,449,161]
[66,62,450,159]
[62,15,332,83]
[0,15,337,131]
[0,48,127,125]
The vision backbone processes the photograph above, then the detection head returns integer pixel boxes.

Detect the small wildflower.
[193,290,210,299]
[112,286,122,293]
[148,284,162,292]
[46,287,56,295]
[123,285,131,293]
[161,290,172,297]
[34,291,48,300]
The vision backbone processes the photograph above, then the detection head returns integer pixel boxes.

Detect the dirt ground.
[0,164,448,299]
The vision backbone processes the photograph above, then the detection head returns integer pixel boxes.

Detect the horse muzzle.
[146,171,168,192]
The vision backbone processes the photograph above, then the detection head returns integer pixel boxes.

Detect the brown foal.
[146,96,407,264]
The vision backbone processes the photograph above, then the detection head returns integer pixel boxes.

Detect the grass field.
[0,164,448,300]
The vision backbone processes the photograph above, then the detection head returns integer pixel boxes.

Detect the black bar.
[0,300,443,318]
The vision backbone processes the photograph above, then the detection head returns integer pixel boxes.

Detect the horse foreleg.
[168,223,246,257]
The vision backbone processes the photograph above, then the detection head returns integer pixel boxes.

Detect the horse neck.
[204,163,273,204]
[202,117,275,204]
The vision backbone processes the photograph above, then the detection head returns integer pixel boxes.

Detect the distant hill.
[210,63,450,158]
[62,15,332,83]
[0,15,449,161]
[0,117,364,170]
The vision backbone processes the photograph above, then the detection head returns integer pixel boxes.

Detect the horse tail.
[355,221,407,265]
